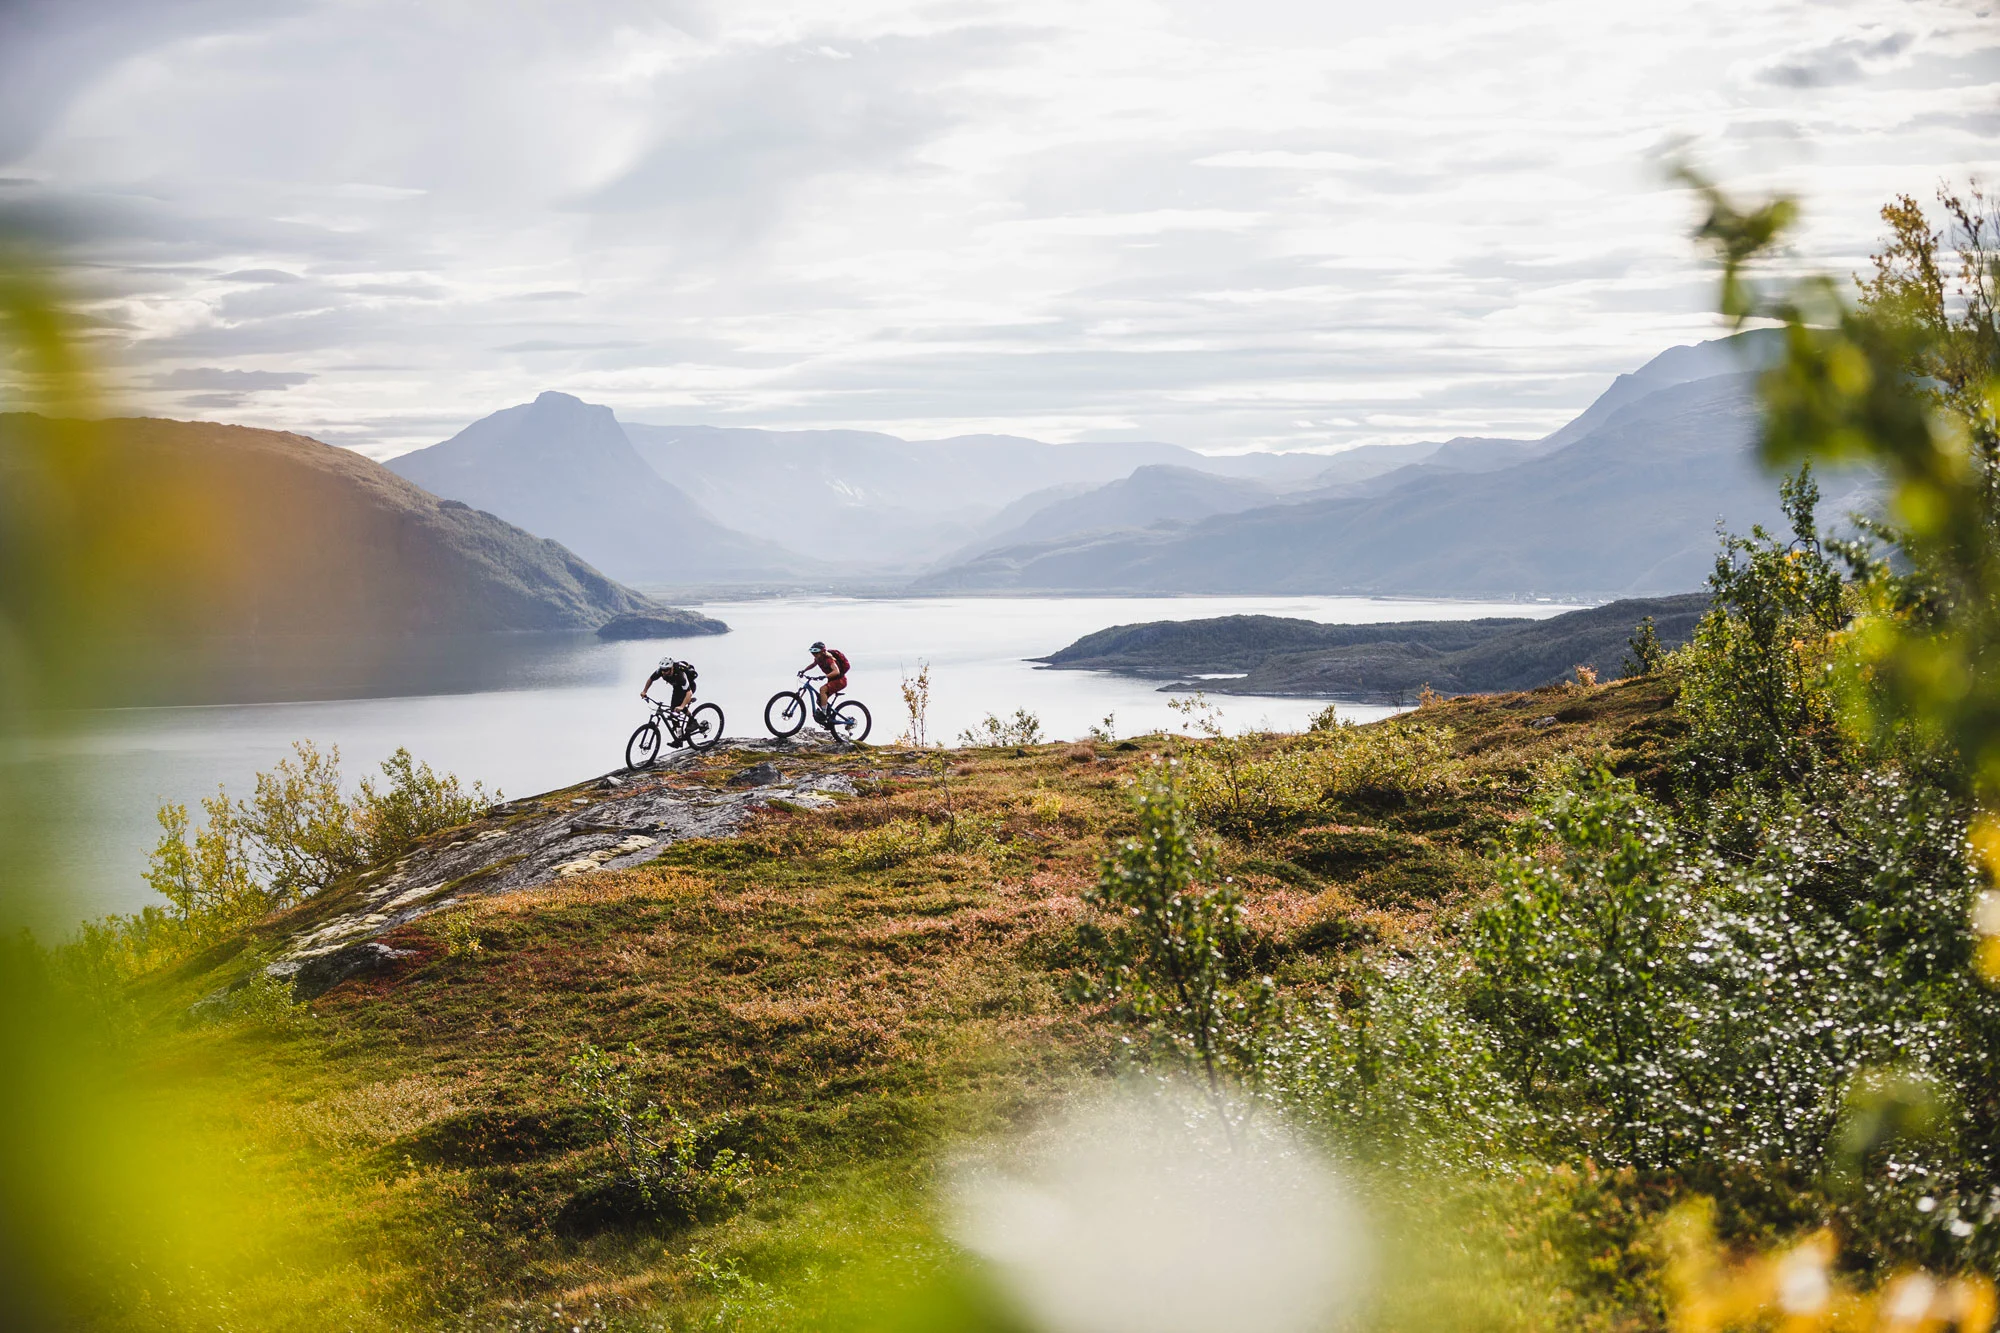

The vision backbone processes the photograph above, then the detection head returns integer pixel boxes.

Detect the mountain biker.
[642,658,698,711]
[804,641,849,710]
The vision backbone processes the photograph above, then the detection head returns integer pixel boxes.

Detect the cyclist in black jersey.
[642,658,698,710]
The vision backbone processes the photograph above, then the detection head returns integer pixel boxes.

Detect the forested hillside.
[0,412,710,639]
[1040,594,1709,697]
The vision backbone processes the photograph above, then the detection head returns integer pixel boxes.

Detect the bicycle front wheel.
[764,691,805,737]
[687,702,725,751]
[626,721,663,769]
[829,699,872,745]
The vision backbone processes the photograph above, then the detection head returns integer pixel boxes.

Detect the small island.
[596,609,730,640]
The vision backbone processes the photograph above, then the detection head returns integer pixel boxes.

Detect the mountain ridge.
[914,336,1873,598]
[0,412,718,639]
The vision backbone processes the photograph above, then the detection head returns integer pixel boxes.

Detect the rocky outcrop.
[256,739,872,999]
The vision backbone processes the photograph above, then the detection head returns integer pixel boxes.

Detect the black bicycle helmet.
[810,641,826,653]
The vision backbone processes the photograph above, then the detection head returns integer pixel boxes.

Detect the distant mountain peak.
[386,392,797,584]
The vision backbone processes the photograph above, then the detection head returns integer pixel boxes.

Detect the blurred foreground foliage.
[0,252,323,1329]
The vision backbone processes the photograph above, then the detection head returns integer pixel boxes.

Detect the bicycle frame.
[642,694,692,742]
[792,673,839,725]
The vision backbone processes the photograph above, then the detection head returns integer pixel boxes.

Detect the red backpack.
[827,647,851,675]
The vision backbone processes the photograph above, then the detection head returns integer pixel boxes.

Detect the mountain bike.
[764,673,871,745]
[626,694,724,767]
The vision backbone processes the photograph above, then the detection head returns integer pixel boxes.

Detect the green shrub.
[1266,951,1521,1170]
[839,819,937,871]
[353,747,492,866]
[238,740,363,905]
[1676,468,1852,789]
[128,740,493,975]
[1072,762,1274,1088]
[191,972,315,1032]
[837,814,1004,871]
[1468,769,1698,1168]
[1623,616,1666,677]
[1460,756,2000,1266]
[143,787,264,945]
[438,911,483,962]
[958,709,1043,747]
[564,1043,751,1219]
[1177,721,1457,828]
[1321,719,1458,803]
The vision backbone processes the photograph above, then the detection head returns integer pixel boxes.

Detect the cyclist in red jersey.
[806,641,849,709]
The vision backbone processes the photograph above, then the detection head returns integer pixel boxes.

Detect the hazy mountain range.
[378,326,1852,600]
[913,329,1864,598]
[621,424,1328,571]
[918,370,1833,597]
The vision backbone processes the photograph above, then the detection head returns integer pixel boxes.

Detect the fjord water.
[16,594,1564,926]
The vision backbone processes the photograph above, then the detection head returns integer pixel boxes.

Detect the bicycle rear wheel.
[829,699,872,745]
[687,702,725,751]
[764,691,805,737]
[625,720,662,769]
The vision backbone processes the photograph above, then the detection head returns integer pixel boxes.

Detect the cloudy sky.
[3,0,1997,458]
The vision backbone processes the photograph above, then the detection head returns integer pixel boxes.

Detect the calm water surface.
[13,594,1566,927]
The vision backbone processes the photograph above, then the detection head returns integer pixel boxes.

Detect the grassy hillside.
[80,679,1690,1331]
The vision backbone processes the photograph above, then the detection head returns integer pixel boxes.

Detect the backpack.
[827,648,850,675]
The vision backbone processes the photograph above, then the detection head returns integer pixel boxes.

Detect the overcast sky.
[3,0,1997,458]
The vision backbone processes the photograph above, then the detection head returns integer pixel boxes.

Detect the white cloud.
[2,0,1997,458]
